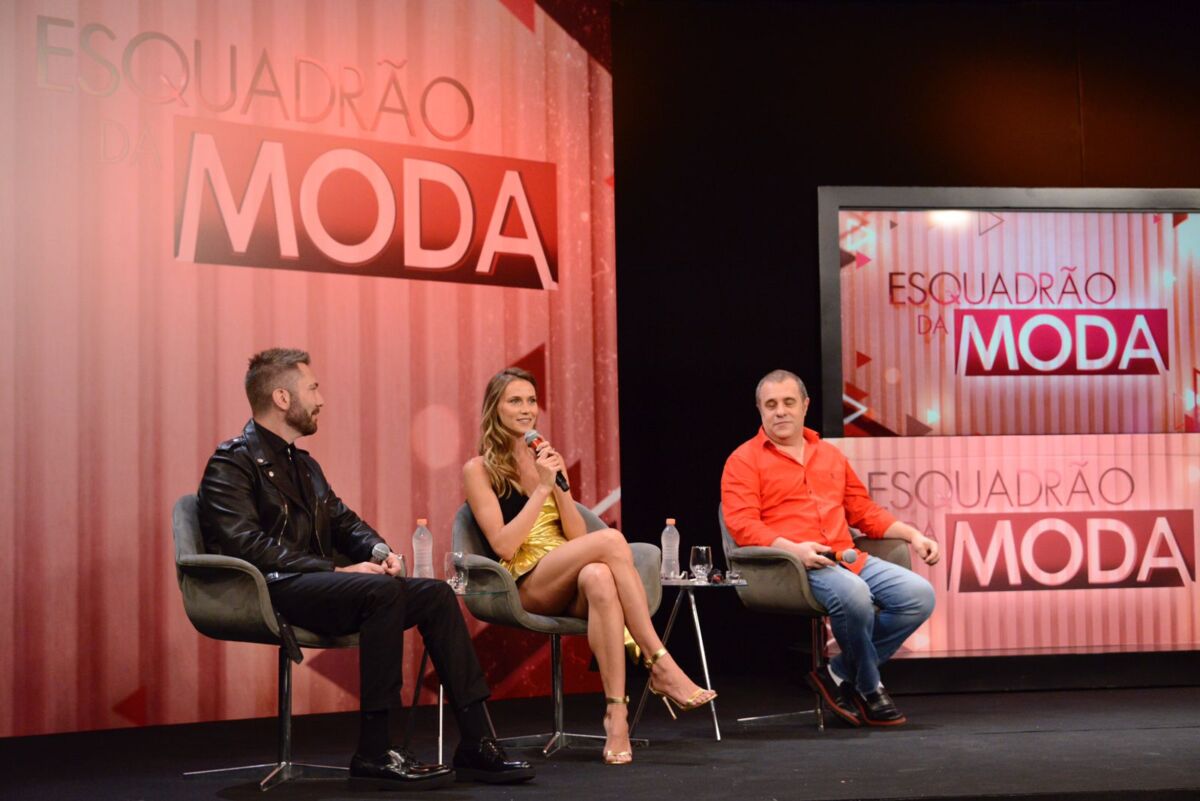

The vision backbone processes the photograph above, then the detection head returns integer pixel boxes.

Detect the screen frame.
[816,186,1200,437]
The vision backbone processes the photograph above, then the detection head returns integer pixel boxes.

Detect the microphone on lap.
[372,542,405,577]
[826,548,858,565]
[524,429,571,493]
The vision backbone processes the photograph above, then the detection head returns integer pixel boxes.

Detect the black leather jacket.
[197,420,384,580]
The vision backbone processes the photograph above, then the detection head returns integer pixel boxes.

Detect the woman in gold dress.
[463,367,716,765]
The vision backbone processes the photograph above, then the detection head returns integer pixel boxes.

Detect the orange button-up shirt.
[720,426,896,575]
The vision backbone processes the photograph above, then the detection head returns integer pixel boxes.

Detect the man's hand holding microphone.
[334,542,404,576]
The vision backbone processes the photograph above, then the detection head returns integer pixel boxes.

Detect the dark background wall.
[610,0,1200,682]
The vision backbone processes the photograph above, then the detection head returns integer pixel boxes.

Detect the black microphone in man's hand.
[524,429,570,492]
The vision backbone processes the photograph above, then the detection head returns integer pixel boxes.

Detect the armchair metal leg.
[183,648,348,790]
[735,617,829,733]
[495,634,647,756]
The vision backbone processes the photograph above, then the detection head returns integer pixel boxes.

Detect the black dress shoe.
[453,736,535,784]
[806,666,860,726]
[850,687,907,726]
[349,748,455,790]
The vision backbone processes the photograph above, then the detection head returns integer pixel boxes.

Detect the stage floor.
[5,679,1199,800]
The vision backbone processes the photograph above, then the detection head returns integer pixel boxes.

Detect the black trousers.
[268,573,490,712]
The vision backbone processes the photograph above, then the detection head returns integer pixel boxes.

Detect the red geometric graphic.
[905,414,933,436]
[512,344,548,408]
[498,0,537,32]
[978,211,1004,236]
[112,686,149,726]
[844,381,869,403]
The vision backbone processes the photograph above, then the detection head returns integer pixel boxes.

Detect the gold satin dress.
[499,492,639,661]
[499,493,568,582]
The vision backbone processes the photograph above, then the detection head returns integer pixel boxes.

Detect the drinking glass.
[690,546,713,584]
[443,551,467,594]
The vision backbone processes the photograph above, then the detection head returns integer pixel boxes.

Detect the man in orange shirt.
[721,369,939,726]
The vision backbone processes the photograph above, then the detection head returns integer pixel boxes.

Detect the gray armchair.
[172,494,358,790]
[452,501,661,755]
[718,504,911,732]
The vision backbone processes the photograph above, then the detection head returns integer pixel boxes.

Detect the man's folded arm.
[198,453,334,574]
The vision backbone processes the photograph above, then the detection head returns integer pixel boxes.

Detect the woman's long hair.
[478,367,537,497]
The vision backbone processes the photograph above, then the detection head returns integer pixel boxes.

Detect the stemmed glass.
[690,546,713,584]
[444,551,467,594]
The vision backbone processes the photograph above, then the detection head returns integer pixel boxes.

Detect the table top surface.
[661,577,747,588]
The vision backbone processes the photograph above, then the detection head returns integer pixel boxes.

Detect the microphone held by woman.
[523,429,571,492]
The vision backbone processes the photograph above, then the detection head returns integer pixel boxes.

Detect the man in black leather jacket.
[198,348,533,789]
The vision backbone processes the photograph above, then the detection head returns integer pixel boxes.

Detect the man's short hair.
[755,369,808,405]
[245,348,310,413]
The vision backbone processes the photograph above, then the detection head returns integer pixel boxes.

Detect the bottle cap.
[666,517,676,526]
[417,518,428,526]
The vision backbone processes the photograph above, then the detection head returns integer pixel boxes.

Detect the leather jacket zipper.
[279,501,289,545]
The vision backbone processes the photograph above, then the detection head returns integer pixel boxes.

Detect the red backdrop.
[0,0,617,737]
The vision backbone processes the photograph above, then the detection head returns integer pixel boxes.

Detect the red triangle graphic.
[113,686,149,726]
[567,461,582,503]
[905,415,933,436]
[854,251,871,269]
[498,0,536,32]
[855,351,872,368]
[978,212,1005,236]
[512,345,548,412]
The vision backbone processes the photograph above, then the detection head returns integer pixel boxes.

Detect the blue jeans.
[805,556,935,695]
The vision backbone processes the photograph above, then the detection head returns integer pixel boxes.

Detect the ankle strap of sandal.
[643,647,668,668]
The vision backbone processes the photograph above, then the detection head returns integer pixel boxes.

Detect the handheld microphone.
[371,542,406,577]
[827,548,858,565]
[524,429,571,492]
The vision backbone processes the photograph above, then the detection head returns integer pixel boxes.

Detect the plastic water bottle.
[412,518,434,578]
[661,518,680,579]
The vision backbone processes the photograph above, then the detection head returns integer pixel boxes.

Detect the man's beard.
[285,399,318,435]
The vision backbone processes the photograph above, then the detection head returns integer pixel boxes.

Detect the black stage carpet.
[4,680,1199,801]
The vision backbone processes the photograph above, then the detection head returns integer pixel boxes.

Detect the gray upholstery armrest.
[461,552,587,635]
[856,536,912,570]
[176,553,281,645]
[460,543,662,634]
[727,545,827,616]
[460,553,530,625]
[630,542,662,616]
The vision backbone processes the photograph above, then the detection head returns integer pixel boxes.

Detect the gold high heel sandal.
[644,648,717,719]
[603,696,633,765]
